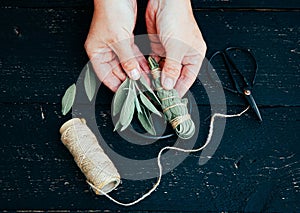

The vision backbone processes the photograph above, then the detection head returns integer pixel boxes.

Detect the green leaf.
[84,65,96,102]
[144,91,161,106]
[138,106,156,135]
[139,76,161,105]
[113,120,122,132]
[139,75,152,91]
[112,78,129,116]
[139,92,161,116]
[135,96,142,113]
[61,84,76,115]
[133,81,142,113]
[119,80,135,131]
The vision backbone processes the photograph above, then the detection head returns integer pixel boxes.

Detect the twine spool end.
[59,118,86,134]
[88,177,121,195]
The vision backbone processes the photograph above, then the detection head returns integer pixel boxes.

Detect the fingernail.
[163,77,174,90]
[129,68,140,80]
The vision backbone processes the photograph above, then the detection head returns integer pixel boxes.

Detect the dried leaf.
[119,81,135,131]
[61,84,76,115]
[139,92,161,116]
[139,76,161,105]
[112,78,129,116]
[138,105,156,135]
[84,65,96,101]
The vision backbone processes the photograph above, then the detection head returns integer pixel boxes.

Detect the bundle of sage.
[113,76,161,135]
[148,57,195,139]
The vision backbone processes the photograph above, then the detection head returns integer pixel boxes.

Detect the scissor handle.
[225,47,258,86]
[209,47,258,94]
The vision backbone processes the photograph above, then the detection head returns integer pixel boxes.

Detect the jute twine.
[59,118,121,195]
[59,107,249,206]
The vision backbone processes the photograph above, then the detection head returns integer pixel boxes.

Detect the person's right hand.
[85,0,148,92]
[145,0,207,97]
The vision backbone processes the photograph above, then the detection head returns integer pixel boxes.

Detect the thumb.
[110,39,141,80]
[161,58,182,90]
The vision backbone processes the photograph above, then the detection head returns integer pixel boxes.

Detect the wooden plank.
[191,0,300,9]
[0,0,300,9]
[1,8,299,106]
[0,8,92,104]
[0,104,299,211]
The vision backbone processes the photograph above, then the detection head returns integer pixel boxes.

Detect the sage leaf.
[113,120,122,132]
[84,65,96,102]
[139,75,161,105]
[113,78,129,116]
[119,81,135,130]
[135,96,142,113]
[144,106,156,130]
[138,106,156,135]
[144,91,161,106]
[139,92,161,116]
[61,84,76,115]
[139,75,152,90]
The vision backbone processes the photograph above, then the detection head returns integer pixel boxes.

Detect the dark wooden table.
[1,0,299,211]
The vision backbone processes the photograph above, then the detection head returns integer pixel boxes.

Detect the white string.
[89,106,250,206]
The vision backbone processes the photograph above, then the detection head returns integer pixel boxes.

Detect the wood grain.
[1,0,300,9]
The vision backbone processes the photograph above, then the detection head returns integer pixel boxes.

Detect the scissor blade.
[245,94,263,122]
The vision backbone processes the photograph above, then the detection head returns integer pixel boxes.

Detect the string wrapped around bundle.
[148,57,195,139]
[59,118,121,195]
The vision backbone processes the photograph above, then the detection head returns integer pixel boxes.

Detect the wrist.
[158,0,191,8]
[94,0,137,9]
[154,0,193,18]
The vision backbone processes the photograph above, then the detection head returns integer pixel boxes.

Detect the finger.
[102,72,122,92]
[109,39,141,80]
[151,41,166,58]
[112,65,127,82]
[175,54,204,97]
[87,48,121,83]
[161,58,182,90]
[158,57,165,68]
[174,64,198,97]
[90,54,112,82]
[149,54,161,65]
[148,33,166,58]
[110,60,127,82]
[145,2,166,59]
[145,1,158,35]
[132,44,150,74]
[90,56,121,92]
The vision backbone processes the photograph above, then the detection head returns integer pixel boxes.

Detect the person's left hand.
[85,0,149,92]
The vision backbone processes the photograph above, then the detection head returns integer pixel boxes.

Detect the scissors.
[209,47,262,121]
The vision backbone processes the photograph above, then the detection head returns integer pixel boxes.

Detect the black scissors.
[209,47,262,121]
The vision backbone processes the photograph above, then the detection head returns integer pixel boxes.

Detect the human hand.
[85,0,149,92]
[146,0,207,97]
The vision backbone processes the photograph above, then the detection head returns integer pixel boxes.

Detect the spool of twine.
[59,118,121,195]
